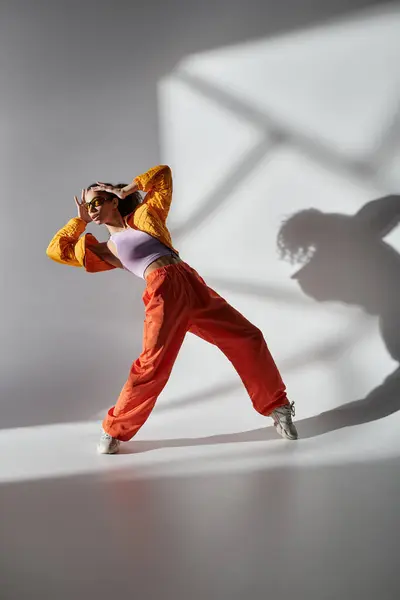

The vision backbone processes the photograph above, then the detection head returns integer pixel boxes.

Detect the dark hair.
[87,183,142,218]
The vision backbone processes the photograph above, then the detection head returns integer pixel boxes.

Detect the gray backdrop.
[1,0,383,429]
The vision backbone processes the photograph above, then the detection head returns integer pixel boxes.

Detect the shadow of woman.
[276,193,400,427]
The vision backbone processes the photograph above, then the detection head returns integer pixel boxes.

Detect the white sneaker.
[270,402,298,440]
[97,430,121,454]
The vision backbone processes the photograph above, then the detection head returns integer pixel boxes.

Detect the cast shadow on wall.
[277,193,400,435]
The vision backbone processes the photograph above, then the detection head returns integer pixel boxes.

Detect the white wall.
[1,0,398,442]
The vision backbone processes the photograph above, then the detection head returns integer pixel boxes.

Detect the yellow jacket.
[46,165,177,273]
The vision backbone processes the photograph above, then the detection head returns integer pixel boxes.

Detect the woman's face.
[84,189,117,225]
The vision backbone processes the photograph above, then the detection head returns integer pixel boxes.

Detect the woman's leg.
[102,270,189,444]
[187,272,296,431]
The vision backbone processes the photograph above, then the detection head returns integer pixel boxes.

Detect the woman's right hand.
[74,189,92,223]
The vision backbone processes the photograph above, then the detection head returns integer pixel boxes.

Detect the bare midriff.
[143,254,182,278]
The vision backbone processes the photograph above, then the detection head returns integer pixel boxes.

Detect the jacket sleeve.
[46,217,116,273]
[134,165,173,220]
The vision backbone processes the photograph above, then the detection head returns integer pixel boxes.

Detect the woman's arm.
[134,165,173,218]
[89,242,124,269]
[46,217,88,267]
[46,190,94,267]
[95,165,173,220]
[46,218,120,272]
[47,189,120,273]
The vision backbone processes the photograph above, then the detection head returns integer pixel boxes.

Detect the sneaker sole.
[274,423,299,441]
[97,443,121,455]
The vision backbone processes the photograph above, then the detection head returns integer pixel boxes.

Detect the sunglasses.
[84,195,110,211]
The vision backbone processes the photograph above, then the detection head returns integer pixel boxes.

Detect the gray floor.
[1,453,399,600]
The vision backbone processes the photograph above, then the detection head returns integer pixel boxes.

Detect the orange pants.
[103,262,289,441]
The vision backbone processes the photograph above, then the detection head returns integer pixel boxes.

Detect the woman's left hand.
[92,182,127,199]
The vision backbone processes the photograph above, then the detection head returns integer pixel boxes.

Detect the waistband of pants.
[145,260,189,286]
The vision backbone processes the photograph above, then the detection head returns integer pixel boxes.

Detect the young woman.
[47,165,298,453]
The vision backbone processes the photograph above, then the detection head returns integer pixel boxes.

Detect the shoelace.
[274,402,295,420]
